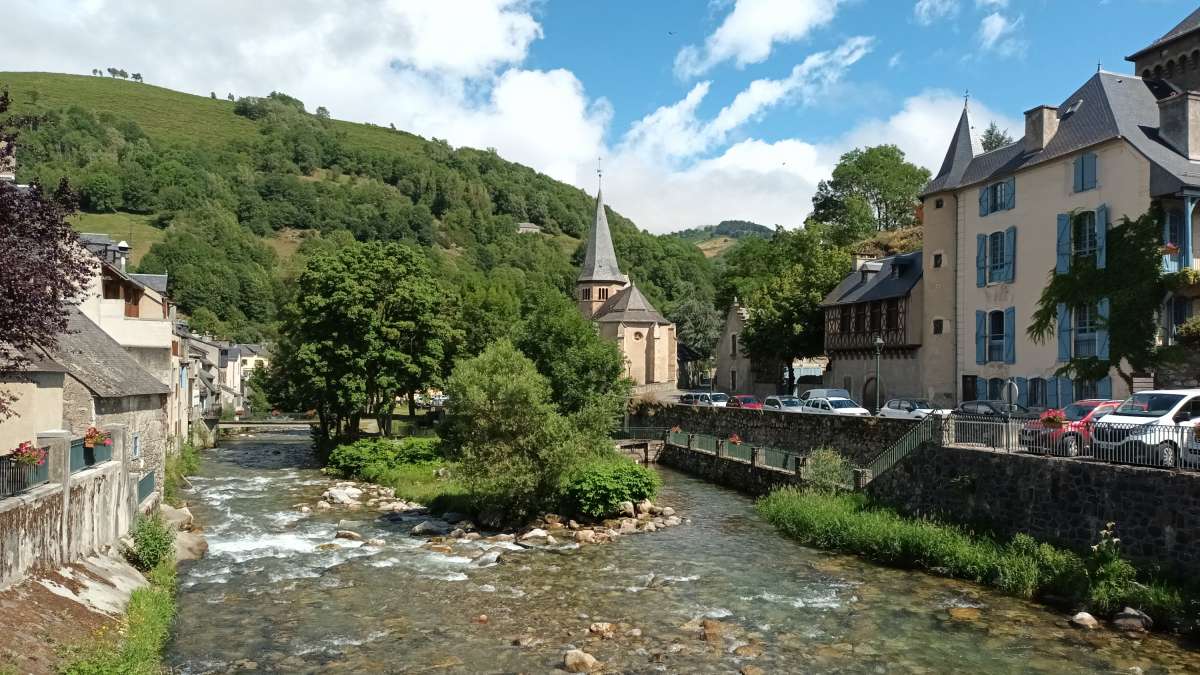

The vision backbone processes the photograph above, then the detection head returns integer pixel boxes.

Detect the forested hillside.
[1,72,714,342]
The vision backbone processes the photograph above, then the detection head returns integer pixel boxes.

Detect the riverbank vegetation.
[757,488,1198,633]
[164,442,201,507]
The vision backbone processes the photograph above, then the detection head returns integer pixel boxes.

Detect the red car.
[728,394,763,410]
[1019,399,1122,456]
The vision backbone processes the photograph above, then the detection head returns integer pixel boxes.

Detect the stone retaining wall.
[867,444,1200,575]
[630,404,915,466]
[657,443,803,496]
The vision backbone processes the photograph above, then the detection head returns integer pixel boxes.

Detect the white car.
[1091,389,1200,468]
[763,395,804,413]
[877,398,951,420]
[800,396,871,417]
[679,392,729,407]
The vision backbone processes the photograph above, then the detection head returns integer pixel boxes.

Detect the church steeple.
[924,104,978,195]
[578,188,625,283]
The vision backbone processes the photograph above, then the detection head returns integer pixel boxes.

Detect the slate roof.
[49,308,169,398]
[1127,8,1200,60]
[821,252,923,307]
[594,284,671,325]
[924,106,980,195]
[130,273,169,294]
[578,188,626,283]
[923,71,1200,198]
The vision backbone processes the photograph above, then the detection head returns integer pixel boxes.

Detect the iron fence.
[663,430,802,472]
[613,427,668,441]
[0,451,51,500]
[69,438,113,474]
[865,415,941,481]
[137,472,156,503]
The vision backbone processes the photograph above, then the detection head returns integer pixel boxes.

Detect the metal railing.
[0,451,51,500]
[613,427,669,440]
[864,415,941,482]
[664,430,803,474]
[137,472,156,503]
[69,438,113,474]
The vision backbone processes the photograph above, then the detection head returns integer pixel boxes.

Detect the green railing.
[613,427,669,440]
[724,442,753,462]
[663,430,800,472]
[1,451,51,499]
[863,415,940,485]
[760,446,793,471]
[667,430,689,447]
[136,472,156,503]
[694,434,719,453]
[69,438,113,474]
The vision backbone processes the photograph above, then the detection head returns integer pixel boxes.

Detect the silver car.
[763,395,804,413]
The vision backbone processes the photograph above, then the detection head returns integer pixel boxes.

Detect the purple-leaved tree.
[0,89,93,418]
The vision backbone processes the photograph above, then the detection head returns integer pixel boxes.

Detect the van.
[1091,389,1200,468]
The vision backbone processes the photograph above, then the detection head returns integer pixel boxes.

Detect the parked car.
[799,388,851,402]
[801,396,871,417]
[728,394,763,410]
[951,400,1032,447]
[1019,399,1121,457]
[1091,390,1200,467]
[679,391,729,407]
[953,400,1031,416]
[877,398,951,420]
[763,395,804,413]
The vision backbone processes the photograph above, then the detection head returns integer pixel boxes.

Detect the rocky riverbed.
[167,431,1200,674]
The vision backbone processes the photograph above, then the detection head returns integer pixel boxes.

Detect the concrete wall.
[629,404,916,467]
[0,426,146,590]
[867,444,1200,575]
[922,191,960,407]
[657,443,802,496]
[0,373,65,450]
[954,138,1147,401]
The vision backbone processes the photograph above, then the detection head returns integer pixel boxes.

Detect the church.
[576,188,678,394]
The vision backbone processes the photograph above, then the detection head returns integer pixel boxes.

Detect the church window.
[935,198,944,209]
[581,288,592,301]
[730,333,738,357]
[634,332,644,341]
[598,287,609,301]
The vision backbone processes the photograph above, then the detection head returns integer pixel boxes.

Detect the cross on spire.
[963,89,970,110]
[596,156,603,190]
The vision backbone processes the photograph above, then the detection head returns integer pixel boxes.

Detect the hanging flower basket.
[1161,242,1181,256]
[1039,410,1067,429]
[83,426,112,449]
[11,441,47,467]
[728,433,743,446]
[670,425,682,434]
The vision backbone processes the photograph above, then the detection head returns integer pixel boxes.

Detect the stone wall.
[63,376,169,499]
[867,444,1200,575]
[657,443,802,496]
[629,404,915,466]
[1155,345,1200,389]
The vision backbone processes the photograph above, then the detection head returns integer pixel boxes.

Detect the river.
[167,432,1199,673]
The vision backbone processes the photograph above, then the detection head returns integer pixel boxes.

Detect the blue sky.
[4,0,1192,232]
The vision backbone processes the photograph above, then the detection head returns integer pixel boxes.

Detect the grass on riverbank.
[326,436,471,513]
[757,488,1197,632]
[58,560,176,675]
[164,442,202,507]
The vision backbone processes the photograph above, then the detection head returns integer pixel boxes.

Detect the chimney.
[851,252,879,271]
[1158,91,1200,161]
[117,240,130,273]
[1023,105,1059,152]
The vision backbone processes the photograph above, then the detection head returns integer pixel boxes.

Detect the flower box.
[83,426,113,449]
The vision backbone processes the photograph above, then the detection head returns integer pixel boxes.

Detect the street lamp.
[873,334,884,414]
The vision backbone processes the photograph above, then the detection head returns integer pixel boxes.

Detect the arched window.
[1167,60,1176,78]
[1192,49,1199,69]
[1181,55,1190,73]
[987,310,1005,362]
[1143,69,1152,78]
[1155,64,1164,79]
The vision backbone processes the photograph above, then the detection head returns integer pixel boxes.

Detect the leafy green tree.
[80,169,123,211]
[981,121,1014,152]
[669,297,722,358]
[1028,209,1170,391]
[185,307,224,338]
[811,145,930,233]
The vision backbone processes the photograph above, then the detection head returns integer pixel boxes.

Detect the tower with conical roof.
[577,188,629,318]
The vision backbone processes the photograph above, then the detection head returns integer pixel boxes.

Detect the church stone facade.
[577,189,677,394]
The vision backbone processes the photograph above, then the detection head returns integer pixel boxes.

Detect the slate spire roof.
[578,188,625,283]
[924,105,978,195]
[593,283,670,325]
[1127,7,1200,60]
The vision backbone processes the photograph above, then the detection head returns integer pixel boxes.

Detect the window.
[988,231,1006,282]
[597,288,609,301]
[979,179,1014,216]
[885,299,899,330]
[870,302,882,332]
[102,279,122,300]
[933,253,943,268]
[1170,297,1193,342]
[1073,152,1098,192]
[1075,379,1098,400]
[854,304,867,333]
[839,306,851,334]
[988,378,1005,401]
[935,198,944,209]
[1073,211,1097,259]
[1074,304,1098,357]
[581,288,592,301]
[988,310,1005,362]
[730,333,738,357]
[1029,378,1047,408]
[131,433,141,460]
[730,369,738,391]
[933,318,944,335]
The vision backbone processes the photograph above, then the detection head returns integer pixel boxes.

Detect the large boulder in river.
[563,649,600,673]
[322,486,363,505]
[1070,612,1099,630]
[1113,607,1153,632]
[410,520,452,536]
[161,504,194,531]
[174,531,209,562]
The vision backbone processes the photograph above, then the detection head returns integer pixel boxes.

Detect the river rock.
[487,533,515,543]
[335,530,362,541]
[1070,611,1099,629]
[299,505,312,514]
[568,519,581,530]
[323,486,363,504]
[316,542,340,551]
[162,504,194,531]
[411,520,452,536]
[544,513,563,525]
[701,619,725,645]
[378,487,395,499]
[618,501,636,517]
[636,499,654,515]
[450,528,466,539]
[575,529,596,544]
[512,635,539,647]
[315,501,332,511]
[948,607,981,621]
[741,667,765,675]
[589,622,615,638]
[473,550,503,567]
[641,522,657,533]
[660,507,676,517]
[425,544,453,554]
[365,538,386,547]
[733,642,763,658]
[462,532,482,541]
[174,531,208,562]
[563,649,600,673]
[619,519,638,534]
[664,516,682,527]
[1114,607,1153,632]
[520,528,549,541]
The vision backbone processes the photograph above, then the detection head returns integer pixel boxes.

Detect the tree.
[1028,208,1171,392]
[810,145,930,233]
[226,93,234,101]
[210,92,217,100]
[266,241,458,440]
[669,297,722,359]
[315,106,330,120]
[117,69,129,80]
[981,121,1014,152]
[131,73,143,83]
[106,67,117,78]
[0,90,93,417]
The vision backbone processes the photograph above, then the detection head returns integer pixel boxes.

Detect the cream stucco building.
[577,189,677,394]
[922,10,1200,407]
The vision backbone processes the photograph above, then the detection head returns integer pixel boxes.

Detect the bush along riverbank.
[59,516,179,674]
[757,487,1200,636]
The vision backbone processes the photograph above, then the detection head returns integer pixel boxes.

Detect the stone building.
[820,251,948,410]
[712,300,827,398]
[577,189,677,394]
[921,8,1200,406]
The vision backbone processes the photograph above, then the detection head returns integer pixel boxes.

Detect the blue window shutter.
[1003,306,1016,364]
[1097,297,1111,361]
[976,234,987,287]
[979,187,988,217]
[975,310,987,364]
[1060,378,1075,405]
[1084,152,1098,189]
[1047,376,1060,408]
[1056,214,1071,274]
[1095,204,1108,269]
[1073,156,1083,192]
[976,376,987,400]
[1057,303,1072,362]
[1098,376,1112,400]
[1004,226,1017,282]
[1015,376,1029,407]
[1004,177,1016,209]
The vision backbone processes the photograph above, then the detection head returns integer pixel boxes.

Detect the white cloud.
[977,12,1027,57]
[888,52,904,69]
[914,0,959,25]
[674,0,841,78]
[975,0,1008,7]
